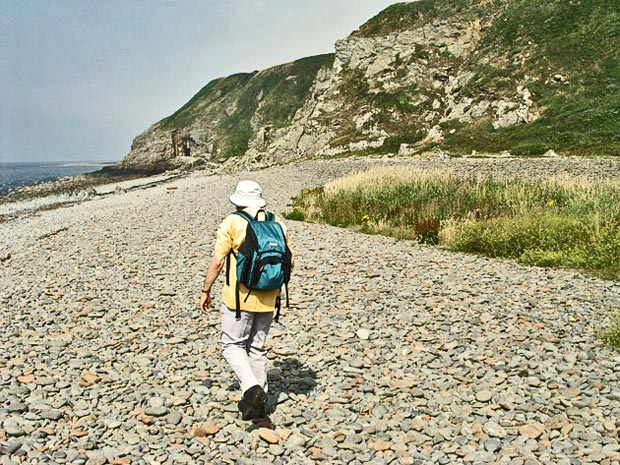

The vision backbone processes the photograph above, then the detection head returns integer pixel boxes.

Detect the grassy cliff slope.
[349,0,620,156]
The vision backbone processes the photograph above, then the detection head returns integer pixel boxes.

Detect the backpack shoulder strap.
[233,210,255,222]
[230,209,257,320]
[227,211,249,297]
[234,209,274,222]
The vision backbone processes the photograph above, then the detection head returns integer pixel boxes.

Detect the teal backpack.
[226,209,292,321]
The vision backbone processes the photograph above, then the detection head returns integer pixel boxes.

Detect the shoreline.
[56,162,116,168]
[2,154,620,223]
[0,165,192,221]
[0,161,117,196]
[3,154,620,223]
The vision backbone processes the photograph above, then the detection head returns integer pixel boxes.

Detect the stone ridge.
[1,157,619,463]
[350,0,491,39]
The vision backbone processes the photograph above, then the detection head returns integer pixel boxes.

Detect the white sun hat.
[229,180,267,208]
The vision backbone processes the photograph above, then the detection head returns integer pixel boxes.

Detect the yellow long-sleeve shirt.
[214,207,289,312]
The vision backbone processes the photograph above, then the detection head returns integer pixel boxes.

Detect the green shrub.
[601,311,620,349]
[519,249,566,267]
[449,214,591,258]
[283,206,306,222]
[447,214,620,277]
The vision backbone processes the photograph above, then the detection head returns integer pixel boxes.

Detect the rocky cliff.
[119,0,620,171]
[119,54,334,171]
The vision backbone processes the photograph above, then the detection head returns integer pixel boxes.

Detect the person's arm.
[199,216,234,314]
[199,255,225,314]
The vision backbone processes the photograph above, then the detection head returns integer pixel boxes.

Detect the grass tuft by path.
[600,310,620,349]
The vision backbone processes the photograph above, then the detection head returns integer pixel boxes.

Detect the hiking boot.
[238,385,266,421]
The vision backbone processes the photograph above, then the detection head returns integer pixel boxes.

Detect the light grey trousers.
[220,304,273,394]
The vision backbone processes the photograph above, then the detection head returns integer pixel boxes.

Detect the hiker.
[199,180,292,422]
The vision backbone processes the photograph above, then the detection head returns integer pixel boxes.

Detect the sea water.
[0,162,111,196]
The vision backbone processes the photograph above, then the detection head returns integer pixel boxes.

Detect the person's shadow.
[247,357,317,431]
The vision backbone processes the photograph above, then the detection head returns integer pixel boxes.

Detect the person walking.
[199,180,292,422]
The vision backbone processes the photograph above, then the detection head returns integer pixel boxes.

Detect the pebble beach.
[1,156,620,465]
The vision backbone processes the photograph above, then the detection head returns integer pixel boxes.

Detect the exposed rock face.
[119,0,619,170]
[261,19,491,163]
[246,16,544,166]
[244,66,339,166]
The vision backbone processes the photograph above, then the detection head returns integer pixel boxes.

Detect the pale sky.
[1,0,403,163]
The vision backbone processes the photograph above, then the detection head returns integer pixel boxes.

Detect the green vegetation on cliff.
[348,0,620,157]
[450,0,620,156]
[161,73,255,131]
[352,0,479,38]
[219,54,335,159]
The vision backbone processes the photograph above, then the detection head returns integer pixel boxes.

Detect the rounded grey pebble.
[166,411,183,425]
[4,426,26,437]
[144,406,168,417]
[484,438,502,452]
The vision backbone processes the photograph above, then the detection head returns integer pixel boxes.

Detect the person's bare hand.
[199,291,211,315]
